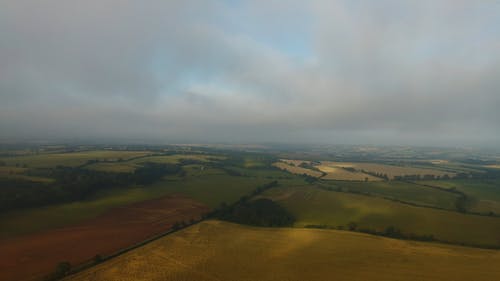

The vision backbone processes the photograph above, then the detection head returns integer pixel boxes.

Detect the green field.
[129,154,224,165]
[67,220,500,281]
[261,185,500,247]
[0,150,152,168]
[0,163,303,237]
[320,180,460,210]
[84,162,140,173]
[419,179,500,214]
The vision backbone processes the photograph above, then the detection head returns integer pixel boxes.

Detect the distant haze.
[1,1,499,147]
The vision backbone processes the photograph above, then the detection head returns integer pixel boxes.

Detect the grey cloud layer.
[1,0,499,146]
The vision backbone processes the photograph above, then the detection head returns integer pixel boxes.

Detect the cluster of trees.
[43,262,71,281]
[360,169,389,180]
[305,223,435,242]
[297,162,322,173]
[0,163,183,212]
[394,174,448,181]
[205,181,294,227]
[470,169,500,180]
[217,198,295,227]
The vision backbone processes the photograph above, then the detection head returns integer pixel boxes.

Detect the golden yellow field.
[322,161,454,179]
[273,162,323,177]
[0,166,27,175]
[280,159,313,166]
[316,165,381,181]
[67,220,500,281]
[0,166,54,183]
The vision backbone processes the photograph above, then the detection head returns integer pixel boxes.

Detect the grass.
[0,166,54,183]
[320,180,460,210]
[260,185,500,247]
[419,179,500,214]
[85,162,140,173]
[67,220,500,281]
[86,162,141,173]
[0,185,172,238]
[130,154,224,165]
[0,150,152,168]
[0,169,294,237]
[148,174,285,208]
[0,166,27,174]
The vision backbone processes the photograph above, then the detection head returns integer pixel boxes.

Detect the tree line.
[0,162,183,212]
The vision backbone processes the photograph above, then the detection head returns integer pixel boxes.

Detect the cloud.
[0,0,499,146]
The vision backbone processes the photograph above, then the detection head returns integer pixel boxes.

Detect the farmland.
[273,161,323,177]
[316,164,381,181]
[260,185,500,247]
[2,145,500,280]
[321,161,455,180]
[0,165,296,238]
[417,179,500,215]
[0,195,209,281]
[0,150,152,168]
[67,220,500,281]
[318,180,460,210]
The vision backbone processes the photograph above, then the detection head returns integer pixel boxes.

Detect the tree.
[44,261,71,280]
[93,254,103,264]
[56,262,71,276]
[172,222,181,230]
[348,222,357,231]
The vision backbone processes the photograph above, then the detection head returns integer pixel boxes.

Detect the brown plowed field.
[0,194,210,281]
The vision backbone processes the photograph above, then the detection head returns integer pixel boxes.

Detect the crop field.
[182,164,227,177]
[280,159,313,166]
[148,174,287,208]
[0,185,180,238]
[260,186,500,247]
[273,162,323,177]
[0,166,27,175]
[84,162,140,173]
[0,166,54,182]
[0,150,152,168]
[419,179,500,214]
[0,167,292,238]
[319,180,460,210]
[67,220,500,281]
[2,147,500,281]
[130,154,225,165]
[321,161,454,179]
[0,195,210,281]
[316,165,381,181]
[414,161,485,174]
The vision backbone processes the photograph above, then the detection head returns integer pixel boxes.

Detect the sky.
[1,0,499,147]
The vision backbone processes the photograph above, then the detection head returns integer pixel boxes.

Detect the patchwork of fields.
[0,150,152,168]
[321,161,455,179]
[274,158,455,181]
[273,161,323,177]
[0,195,209,281]
[316,164,381,181]
[260,185,500,247]
[2,148,500,280]
[67,220,500,281]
